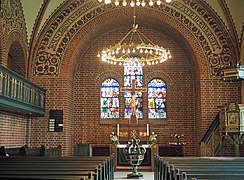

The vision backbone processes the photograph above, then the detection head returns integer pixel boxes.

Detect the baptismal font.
[110,118,157,179]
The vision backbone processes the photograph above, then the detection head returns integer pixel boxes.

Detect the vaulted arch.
[28,0,241,155]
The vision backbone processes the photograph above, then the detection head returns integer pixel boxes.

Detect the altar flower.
[148,132,157,145]
[110,132,119,145]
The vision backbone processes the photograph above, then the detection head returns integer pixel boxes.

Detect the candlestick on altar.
[146,124,149,136]
[117,124,120,136]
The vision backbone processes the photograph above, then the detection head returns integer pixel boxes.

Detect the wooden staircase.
[162,157,244,179]
[200,113,222,157]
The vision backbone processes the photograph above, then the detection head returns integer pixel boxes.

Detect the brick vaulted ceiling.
[17,0,244,79]
[21,0,244,42]
[23,0,241,80]
[12,0,242,156]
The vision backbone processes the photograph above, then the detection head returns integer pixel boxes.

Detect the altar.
[116,144,153,167]
[112,144,158,172]
[110,122,158,171]
[116,121,150,143]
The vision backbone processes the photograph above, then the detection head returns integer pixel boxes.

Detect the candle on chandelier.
[147,124,149,136]
[117,124,120,136]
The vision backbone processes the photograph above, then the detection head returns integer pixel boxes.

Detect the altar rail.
[0,65,46,116]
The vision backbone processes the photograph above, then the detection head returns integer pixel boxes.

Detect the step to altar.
[116,166,153,172]
[114,171,154,180]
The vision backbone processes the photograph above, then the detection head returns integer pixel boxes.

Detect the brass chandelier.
[97,9,172,66]
[97,0,172,7]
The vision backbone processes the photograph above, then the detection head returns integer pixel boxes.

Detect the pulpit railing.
[201,103,244,157]
[0,65,46,116]
[200,113,222,156]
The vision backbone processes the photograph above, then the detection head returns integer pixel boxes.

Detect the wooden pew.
[160,156,244,180]
[44,145,62,157]
[154,154,187,180]
[0,158,106,180]
[0,145,61,157]
[0,154,114,180]
[26,145,45,156]
[0,146,27,156]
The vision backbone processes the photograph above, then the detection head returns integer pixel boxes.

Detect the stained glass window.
[101,78,119,118]
[148,79,167,118]
[124,61,143,119]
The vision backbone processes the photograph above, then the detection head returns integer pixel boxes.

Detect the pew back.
[0,145,61,157]
[0,154,114,180]
[159,156,244,180]
[0,146,27,156]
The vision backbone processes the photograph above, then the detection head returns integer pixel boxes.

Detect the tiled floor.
[114,172,154,180]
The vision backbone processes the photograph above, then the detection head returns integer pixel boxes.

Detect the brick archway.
[7,41,26,77]
[29,1,241,156]
[65,10,200,155]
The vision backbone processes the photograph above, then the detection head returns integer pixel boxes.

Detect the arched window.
[124,61,143,119]
[148,79,167,118]
[101,78,119,118]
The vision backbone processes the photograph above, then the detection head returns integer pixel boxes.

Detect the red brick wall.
[7,42,26,78]
[218,141,244,157]
[31,23,241,157]
[71,26,195,156]
[0,0,29,148]
[0,111,29,147]
[0,1,241,157]
[29,77,73,155]
[70,27,240,156]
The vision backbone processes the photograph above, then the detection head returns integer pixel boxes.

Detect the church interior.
[0,0,244,179]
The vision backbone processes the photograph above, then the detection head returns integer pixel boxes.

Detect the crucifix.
[120,79,147,124]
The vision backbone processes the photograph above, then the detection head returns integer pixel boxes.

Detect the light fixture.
[221,55,244,81]
[98,0,172,6]
[97,9,172,66]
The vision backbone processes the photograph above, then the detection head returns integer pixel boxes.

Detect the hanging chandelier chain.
[133,6,136,28]
[118,28,134,44]
[97,0,172,66]
[129,6,137,44]
[137,29,155,45]
[135,30,144,44]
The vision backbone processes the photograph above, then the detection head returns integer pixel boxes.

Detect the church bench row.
[75,144,110,156]
[0,145,61,157]
[0,174,92,180]
[0,155,115,170]
[0,159,113,170]
[0,156,112,165]
[160,156,244,179]
[154,155,188,180]
[0,155,110,162]
[0,173,95,180]
[163,157,244,162]
[0,166,104,179]
[0,157,114,180]
[0,155,114,180]
[179,174,244,180]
